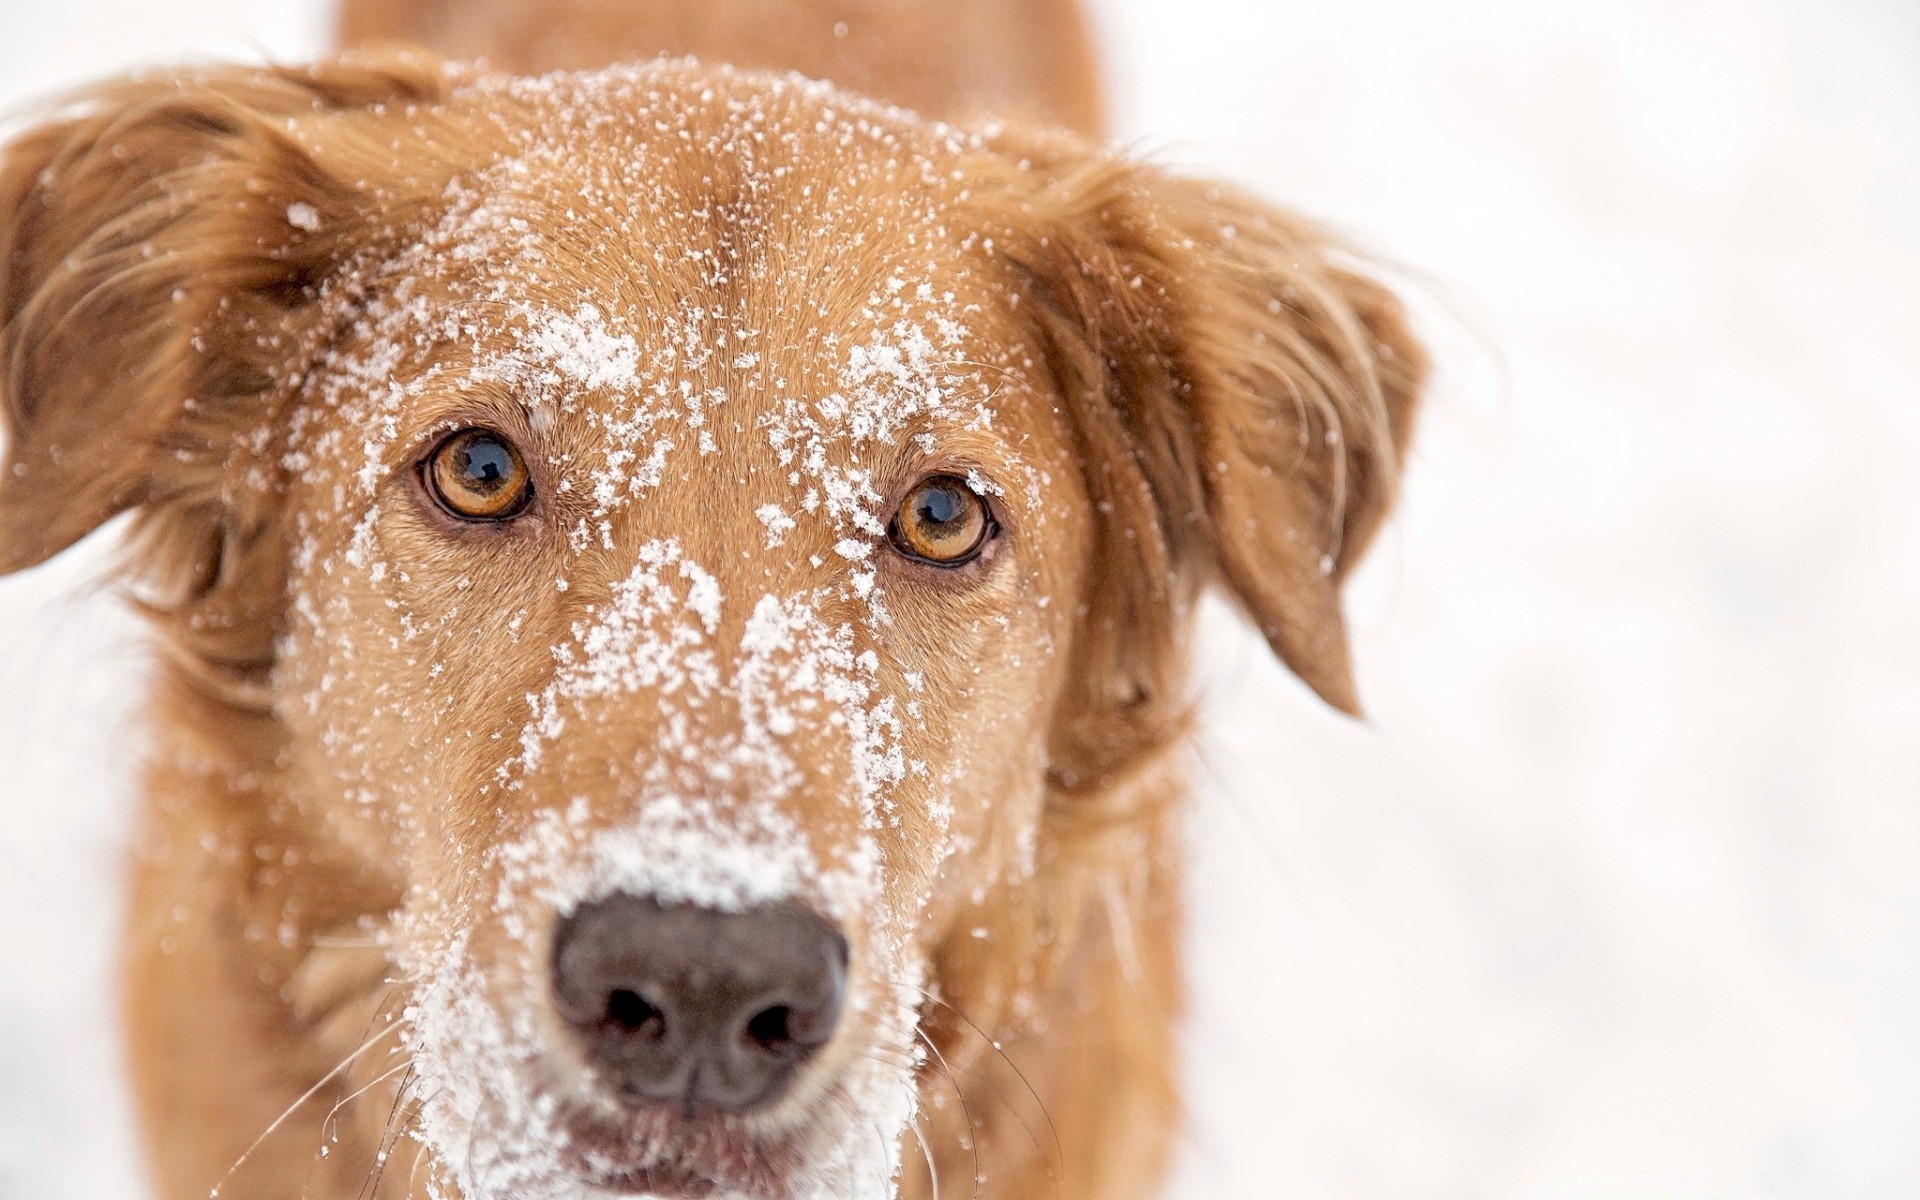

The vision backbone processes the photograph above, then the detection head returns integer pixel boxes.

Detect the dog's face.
[272,67,1092,1195]
[0,53,1419,1200]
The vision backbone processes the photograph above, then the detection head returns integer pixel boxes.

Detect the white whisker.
[211,1021,405,1198]
[321,1058,413,1145]
[909,1110,941,1200]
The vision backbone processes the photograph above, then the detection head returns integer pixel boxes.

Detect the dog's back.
[336,0,1106,134]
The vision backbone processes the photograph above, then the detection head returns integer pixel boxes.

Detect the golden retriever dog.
[0,1,1422,1197]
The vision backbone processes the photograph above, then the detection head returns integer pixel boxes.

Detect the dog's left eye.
[887,476,993,566]
[424,429,534,521]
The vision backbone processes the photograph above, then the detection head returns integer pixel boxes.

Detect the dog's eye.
[887,476,992,566]
[425,429,533,521]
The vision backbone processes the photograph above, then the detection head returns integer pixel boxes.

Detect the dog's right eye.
[887,475,993,567]
[424,429,534,521]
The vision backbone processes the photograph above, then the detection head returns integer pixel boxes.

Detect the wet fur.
[0,5,1423,1200]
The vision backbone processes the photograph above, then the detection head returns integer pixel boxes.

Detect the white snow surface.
[3,1,1919,1199]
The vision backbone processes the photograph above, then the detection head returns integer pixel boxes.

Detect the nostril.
[604,989,665,1037]
[743,1004,793,1050]
[552,893,847,1112]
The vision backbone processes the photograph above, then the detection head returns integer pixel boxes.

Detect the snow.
[255,64,984,1194]
[287,200,324,232]
[508,303,645,398]
[391,520,921,1197]
[756,503,797,548]
[3,1,1919,1199]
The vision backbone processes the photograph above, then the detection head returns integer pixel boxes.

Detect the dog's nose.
[550,893,848,1112]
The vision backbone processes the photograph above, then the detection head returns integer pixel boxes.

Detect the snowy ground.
[3,1,1918,1197]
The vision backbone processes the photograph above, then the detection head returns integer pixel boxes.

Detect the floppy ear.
[1004,142,1425,736]
[0,51,449,583]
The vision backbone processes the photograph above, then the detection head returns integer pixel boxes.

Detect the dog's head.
[0,52,1420,1199]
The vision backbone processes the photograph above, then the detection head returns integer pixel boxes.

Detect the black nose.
[550,893,848,1112]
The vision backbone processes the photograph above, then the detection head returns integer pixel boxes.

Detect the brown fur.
[336,0,1107,135]
[0,5,1422,1199]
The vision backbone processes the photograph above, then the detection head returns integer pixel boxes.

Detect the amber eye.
[887,475,993,566]
[424,429,533,521]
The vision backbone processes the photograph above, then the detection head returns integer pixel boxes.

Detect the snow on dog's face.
[265,64,1089,1198]
[0,45,1420,1200]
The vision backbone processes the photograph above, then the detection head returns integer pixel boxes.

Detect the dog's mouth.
[401,803,927,1200]
[559,1100,810,1199]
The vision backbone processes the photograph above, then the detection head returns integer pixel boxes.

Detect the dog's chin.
[583,1165,719,1200]
[560,1102,810,1200]
[576,1159,725,1200]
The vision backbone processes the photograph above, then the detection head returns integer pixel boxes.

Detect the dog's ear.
[1002,141,1424,734]
[0,51,450,580]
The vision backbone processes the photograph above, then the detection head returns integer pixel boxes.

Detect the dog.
[0,1,1423,1197]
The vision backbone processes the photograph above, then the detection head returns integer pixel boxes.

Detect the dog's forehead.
[400,71,1015,485]
[433,62,993,300]
[304,65,1045,593]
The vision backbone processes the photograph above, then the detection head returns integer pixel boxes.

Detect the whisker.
[913,1025,981,1200]
[211,1019,406,1197]
[404,1101,437,1200]
[909,1108,942,1200]
[844,1038,924,1074]
[461,1089,499,1198]
[358,1064,416,1200]
[867,1117,895,1200]
[822,1087,883,1200]
[355,979,451,1200]
[399,1084,441,1197]
[302,985,408,1200]
[321,1057,412,1147]
[905,981,1063,1182]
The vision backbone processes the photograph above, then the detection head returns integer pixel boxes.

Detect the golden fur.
[0,5,1422,1199]
[337,0,1107,135]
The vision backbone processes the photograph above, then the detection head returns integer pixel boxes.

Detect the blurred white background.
[2,1,1917,1197]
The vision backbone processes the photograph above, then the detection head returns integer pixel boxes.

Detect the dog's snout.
[550,893,848,1112]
